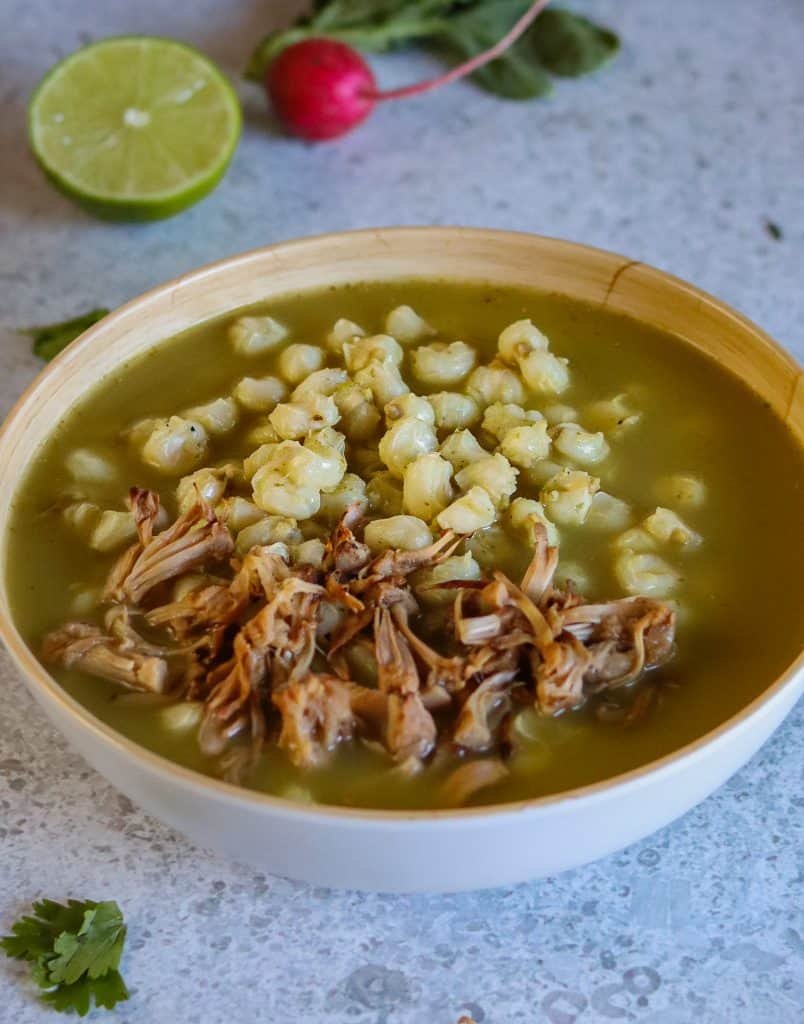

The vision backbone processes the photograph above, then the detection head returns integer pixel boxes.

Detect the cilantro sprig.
[2,899,129,1016]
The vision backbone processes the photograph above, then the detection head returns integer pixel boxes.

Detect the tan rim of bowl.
[0,227,801,824]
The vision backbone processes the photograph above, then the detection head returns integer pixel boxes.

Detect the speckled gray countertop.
[1,1,803,1021]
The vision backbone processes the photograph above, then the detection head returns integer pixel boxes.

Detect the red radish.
[267,40,376,141]
[266,0,550,141]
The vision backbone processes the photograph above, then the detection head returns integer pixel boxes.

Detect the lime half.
[29,36,242,220]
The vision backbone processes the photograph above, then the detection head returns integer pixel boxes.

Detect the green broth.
[6,280,804,809]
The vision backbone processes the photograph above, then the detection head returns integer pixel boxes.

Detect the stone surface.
[0,1,802,1021]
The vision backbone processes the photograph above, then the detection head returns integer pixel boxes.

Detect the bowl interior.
[0,228,801,819]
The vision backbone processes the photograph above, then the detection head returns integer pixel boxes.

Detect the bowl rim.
[1,225,802,826]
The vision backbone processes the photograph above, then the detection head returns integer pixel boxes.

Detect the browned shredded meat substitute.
[42,491,677,784]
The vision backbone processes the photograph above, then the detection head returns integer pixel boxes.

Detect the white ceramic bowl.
[1,229,802,892]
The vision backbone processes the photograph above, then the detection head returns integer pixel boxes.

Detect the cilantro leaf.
[41,977,93,1017]
[20,307,109,362]
[87,969,129,1010]
[2,898,129,1016]
[47,903,126,984]
[1,899,89,961]
[41,971,129,1017]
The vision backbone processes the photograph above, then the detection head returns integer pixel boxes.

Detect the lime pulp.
[28,36,242,221]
